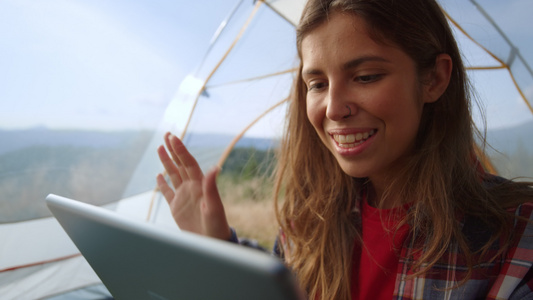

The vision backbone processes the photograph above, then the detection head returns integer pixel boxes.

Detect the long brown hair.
[274,0,533,299]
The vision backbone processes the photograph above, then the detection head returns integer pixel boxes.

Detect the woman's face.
[301,12,432,187]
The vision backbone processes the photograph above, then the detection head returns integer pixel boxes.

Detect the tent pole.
[148,1,264,221]
[179,0,264,141]
[216,97,289,168]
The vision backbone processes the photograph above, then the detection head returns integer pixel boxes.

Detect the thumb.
[202,166,223,210]
[202,166,231,240]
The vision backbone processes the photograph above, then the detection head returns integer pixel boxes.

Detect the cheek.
[380,89,425,144]
[306,99,324,132]
[373,82,423,120]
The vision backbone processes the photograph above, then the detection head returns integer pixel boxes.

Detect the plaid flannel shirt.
[394,202,533,300]
[237,180,533,299]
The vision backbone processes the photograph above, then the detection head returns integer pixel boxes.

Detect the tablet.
[46,194,304,300]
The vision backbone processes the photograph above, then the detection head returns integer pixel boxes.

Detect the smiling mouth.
[332,129,376,148]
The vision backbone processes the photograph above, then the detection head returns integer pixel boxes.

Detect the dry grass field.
[218,175,279,250]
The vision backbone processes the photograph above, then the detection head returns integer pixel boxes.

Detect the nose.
[325,82,355,120]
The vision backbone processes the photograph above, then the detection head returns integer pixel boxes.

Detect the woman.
[157,0,533,299]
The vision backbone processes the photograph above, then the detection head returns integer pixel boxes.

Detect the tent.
[0,0,531,298]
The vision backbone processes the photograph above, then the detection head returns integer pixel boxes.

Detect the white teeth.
[338,134,355,143]
[333,129,375,146]
[338,135,346,143]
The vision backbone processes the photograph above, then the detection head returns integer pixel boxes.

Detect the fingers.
[156,173,175,203]
[203,166,221,207]
[163,132,182,168]
[157,144,182,188]
[166,133,204,181]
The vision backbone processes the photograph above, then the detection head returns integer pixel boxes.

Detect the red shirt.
[351,200,410,300]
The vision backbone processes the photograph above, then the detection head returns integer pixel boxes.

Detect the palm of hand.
[156,132,231,240]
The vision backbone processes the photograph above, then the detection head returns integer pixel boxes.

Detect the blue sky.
[0,0,235,131]
[0,0,532,134]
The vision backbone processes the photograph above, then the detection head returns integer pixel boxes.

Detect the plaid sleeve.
[227,227,239,243]
[488,203,533,300]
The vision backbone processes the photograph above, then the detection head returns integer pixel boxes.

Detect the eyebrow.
[302,56,391,76]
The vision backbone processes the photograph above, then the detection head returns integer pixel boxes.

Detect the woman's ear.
[424,53,453,103]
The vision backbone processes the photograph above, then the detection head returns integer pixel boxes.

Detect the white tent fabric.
[0,0,531,299]
[0,191,177,299]
[0,257,100,299]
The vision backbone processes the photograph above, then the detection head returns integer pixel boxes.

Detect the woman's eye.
[307,82,327,91]
[356,74,383,83]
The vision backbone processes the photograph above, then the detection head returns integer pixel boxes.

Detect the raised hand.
[156,132,231,240]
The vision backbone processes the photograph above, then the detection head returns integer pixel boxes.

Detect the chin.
[337,163,369,179]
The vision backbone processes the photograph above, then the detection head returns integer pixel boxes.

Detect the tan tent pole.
[147,186,160,222]
[466,66,506,71]
[457,1,533,116]
[149,96,288,221]
[443,8,503,176]
[216,97,289,168]
[443,6,533,175]
[506,68,533,115]
[442,9,504,66]
[206,68,298,89]
[147,1,264,221]
[179,0,263,140]
[444,5,533,116]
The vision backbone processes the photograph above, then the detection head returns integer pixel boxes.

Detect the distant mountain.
[0,121,529,157]
[485,120,533,154]
[0,128,152,155]
[182,132,278,151]
[0,128,278,156]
